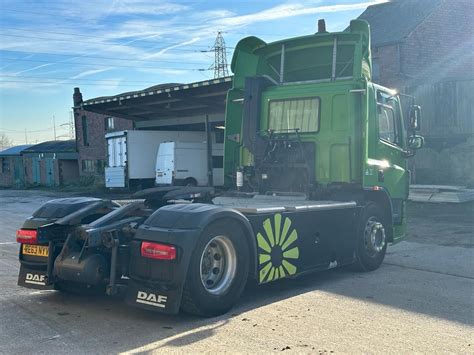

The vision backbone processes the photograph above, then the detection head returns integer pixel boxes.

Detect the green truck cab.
[224,19,423,244]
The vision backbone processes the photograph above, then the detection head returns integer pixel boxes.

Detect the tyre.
[181,220,249,316]
[184,178,197,187]
[354,202,388,271]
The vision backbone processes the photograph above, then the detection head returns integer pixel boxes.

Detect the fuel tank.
[54,252,109,285]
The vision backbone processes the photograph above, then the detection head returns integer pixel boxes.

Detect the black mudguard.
[18,264,53,290]
[125,203,256,314]
[17,197,114,290]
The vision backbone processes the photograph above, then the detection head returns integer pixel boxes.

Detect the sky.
[0,0,386,145]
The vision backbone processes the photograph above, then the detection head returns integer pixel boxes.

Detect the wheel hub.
[364,217,386,255]
[200,236,237,295]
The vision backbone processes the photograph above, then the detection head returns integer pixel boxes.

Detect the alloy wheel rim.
[364,216,386,256]
[200,235,237,295]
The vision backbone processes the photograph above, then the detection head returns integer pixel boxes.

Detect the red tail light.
[16,229,38,244]
[141,242,176,260]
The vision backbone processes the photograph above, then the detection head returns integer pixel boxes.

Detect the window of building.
[0,158,10,173]
[268,97,320,133]
[82,115,89,146]
[81,159,95,172]
[96,160,105,174]
[105,117,115,130]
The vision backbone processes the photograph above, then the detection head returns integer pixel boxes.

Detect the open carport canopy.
[81,77,233,124]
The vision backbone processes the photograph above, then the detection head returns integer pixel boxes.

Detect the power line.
[0,33,208,51]
[1,7,219,32]
[1,5,310,40]
[0,79,167,87]
[0,74,167,83]
[0,70,211,83]
[1,125,67,133]
[1,8,308,39]
[0,49,209,65]
[0,57,207,70]
[0,26,232,49]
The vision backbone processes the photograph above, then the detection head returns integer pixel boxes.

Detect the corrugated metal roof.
[87,82,183,103]
[0,144,33,156]
[80,76,232,123]
[22,140,76,153]
[82,76,233,106]
[358,0,442,47]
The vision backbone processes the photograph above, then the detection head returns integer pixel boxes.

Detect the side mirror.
[409,105,421,131]
[408,135,424,150]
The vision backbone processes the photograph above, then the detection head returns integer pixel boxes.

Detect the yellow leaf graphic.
[281,229,297,251]
[283,247,299,259]
[257,232,271,253]
[263,218,275,247]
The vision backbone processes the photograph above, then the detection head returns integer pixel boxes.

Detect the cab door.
[372,89,408,229]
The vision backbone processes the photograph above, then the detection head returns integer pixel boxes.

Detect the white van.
[105,130,207,188]
[155,141,224,187]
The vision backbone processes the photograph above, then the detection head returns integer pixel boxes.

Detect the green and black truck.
[16,19,423,316]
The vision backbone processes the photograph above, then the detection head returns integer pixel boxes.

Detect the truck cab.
[224,19,423,243]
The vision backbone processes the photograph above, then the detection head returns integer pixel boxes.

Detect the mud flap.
[17,265,54,290]
[125,280,182,314]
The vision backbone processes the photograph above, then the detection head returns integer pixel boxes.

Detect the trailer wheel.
[181,220,249,316]
[354,202,388,271]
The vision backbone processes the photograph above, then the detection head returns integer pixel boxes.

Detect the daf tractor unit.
[15,20,423,316]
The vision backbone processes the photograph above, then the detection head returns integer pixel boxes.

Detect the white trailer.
[105,130,207,188]
[155,141,224,187]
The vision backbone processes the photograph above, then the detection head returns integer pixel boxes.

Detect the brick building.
[73,88,133,183]
[22,140,79,186]
[359,0,474,185]
[0,145,32,187]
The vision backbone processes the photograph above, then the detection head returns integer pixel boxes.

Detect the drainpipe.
[205,115,213,187]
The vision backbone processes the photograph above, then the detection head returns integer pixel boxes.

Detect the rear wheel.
[354,202,388,271]
[181,220,249,316]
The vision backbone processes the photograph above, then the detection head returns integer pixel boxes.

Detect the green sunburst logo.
[257,213,299,283]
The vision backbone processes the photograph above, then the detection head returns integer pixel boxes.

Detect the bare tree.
[0,133,13,151]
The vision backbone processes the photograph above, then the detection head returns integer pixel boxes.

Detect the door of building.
[32,158,41,184]
[13,157,24,186]
[45,158,55,186]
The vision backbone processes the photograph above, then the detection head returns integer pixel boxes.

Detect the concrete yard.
[0,190,473,353]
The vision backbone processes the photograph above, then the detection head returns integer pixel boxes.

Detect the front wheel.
[181,220,249,316]
[354,202,388,271]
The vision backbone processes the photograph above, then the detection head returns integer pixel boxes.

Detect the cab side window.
[377,91,400,146]
[378,105,396,143]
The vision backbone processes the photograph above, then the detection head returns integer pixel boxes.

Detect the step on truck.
[16,19,424,317]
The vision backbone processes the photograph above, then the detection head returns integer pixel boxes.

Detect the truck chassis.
[17,187,387,316]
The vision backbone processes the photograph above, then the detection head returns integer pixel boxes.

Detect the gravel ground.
[0,190,472,354]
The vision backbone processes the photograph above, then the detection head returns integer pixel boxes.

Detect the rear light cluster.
[16,229,38,244]
[141,241,176,260]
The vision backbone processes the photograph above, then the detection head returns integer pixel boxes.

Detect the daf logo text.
[136,291,167,308]
[25,273,46,285]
